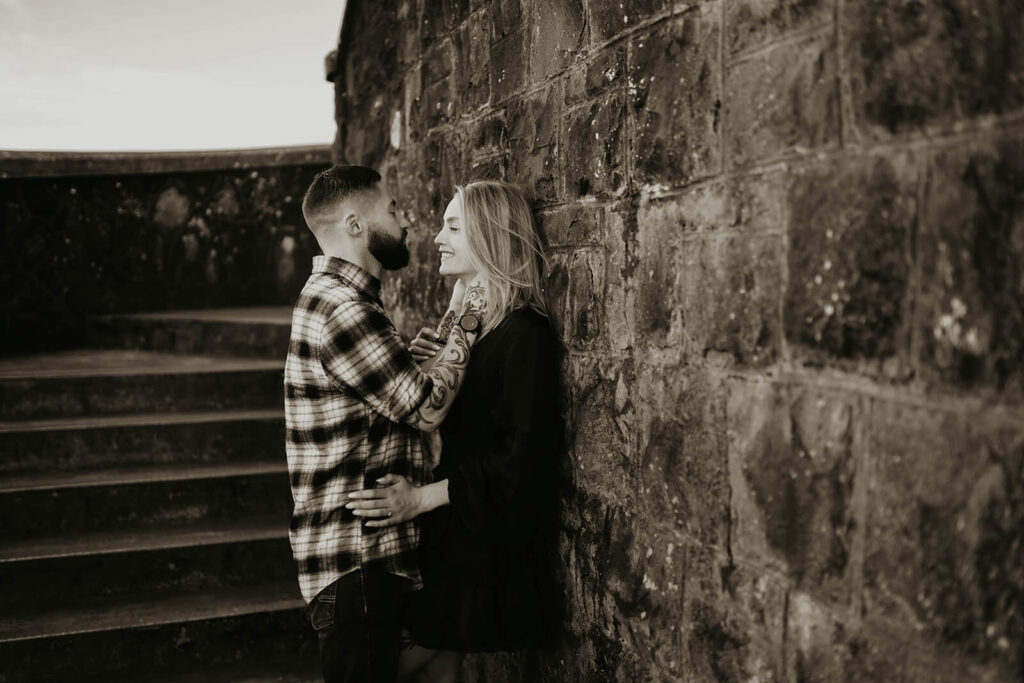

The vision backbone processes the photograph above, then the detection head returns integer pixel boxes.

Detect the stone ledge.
[0,145,332,180]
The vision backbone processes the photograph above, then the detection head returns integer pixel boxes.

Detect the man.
[284,165,483,683]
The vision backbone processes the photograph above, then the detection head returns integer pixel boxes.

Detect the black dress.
[406,307,561,652]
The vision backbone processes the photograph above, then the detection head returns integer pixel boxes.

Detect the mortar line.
[726,21,834,68]
[709,366,1024,421]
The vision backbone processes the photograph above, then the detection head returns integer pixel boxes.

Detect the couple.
[284,165,560,683]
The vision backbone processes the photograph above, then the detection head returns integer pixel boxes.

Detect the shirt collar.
[312,256,382,302]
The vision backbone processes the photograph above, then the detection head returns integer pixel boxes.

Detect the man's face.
[364,185,410,271]
[434,194,476,281]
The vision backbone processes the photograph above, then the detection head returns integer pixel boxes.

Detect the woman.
[346,181,561,682]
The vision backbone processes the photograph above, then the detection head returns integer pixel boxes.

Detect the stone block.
[784,153,916,366]
[727,381,861,597]
[725,0,833,56]
[637,364,729,547]
[565,45,626,106]
[491,0,522,38]
[864,401,1024,672]
[545,249,606,349]
[724,31,839,168]
[589,0,672,44]
[527,0,585,83]
[620,533,707,681]
[558,496,641,677]
[564,94,627,198]
[508,83,561,202]
[395,0,421,65]
[916,139,1024,397]
[420,0,470,49]
[681,233,784,364]
[490,30,527,101]
[631,5,722,186]
[422,78,454,131]
[454,9,492,111]
[538,204,605,247]
[844,0,1024,139]
[782,598,909,683]
[708,561,788,683]
[423,39,454,84]
[635,197,784,361]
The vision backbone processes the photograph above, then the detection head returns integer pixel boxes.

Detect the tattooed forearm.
[434,309,457,342]
[409,325,473,431]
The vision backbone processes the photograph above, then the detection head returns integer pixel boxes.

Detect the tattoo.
[463,283,486,317]
[434,309,457,342]
[414,326,472,430]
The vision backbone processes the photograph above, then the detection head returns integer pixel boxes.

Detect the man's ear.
[342,210,361,236]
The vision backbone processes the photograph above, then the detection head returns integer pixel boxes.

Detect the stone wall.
[331,1,1023,680]
[0,147,330,354]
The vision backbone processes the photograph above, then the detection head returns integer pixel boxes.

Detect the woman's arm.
[346,474,449,527]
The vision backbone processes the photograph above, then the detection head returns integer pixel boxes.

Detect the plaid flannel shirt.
[285,256,434,603]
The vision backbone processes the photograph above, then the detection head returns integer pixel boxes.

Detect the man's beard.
[367,226,410,270]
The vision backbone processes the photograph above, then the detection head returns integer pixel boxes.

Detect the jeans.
[308,568,404,683]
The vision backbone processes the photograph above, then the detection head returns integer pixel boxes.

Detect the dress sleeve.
[445,315,560,541]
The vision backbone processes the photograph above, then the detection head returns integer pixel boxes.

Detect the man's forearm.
[407,325,474,431]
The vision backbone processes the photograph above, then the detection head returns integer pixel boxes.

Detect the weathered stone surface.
[635,197,784,363]
[545,249,606,349]
[0,162,323,354]
[782,598,909,683]
[681,233,783,364]
[725,31,839,167]
[325,1,1024,680]
[725,0,833,56]
[527,0,585,83]
[508,83,561,202]
[865,401,1023,675]
[638,364,729,547]
[564,95,627,198]
[490,30,527,101]
[565,45,625,105]
[728,381,861,598]
[844,0,1024,138]
[589,0,672,43]
[916,139,1024,396]
[538,204,605,247]
[454,9,492,111]
[565,357,639,508]
[631,5,722,185]
[785,153,916,366]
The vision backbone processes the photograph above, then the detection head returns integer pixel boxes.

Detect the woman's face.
[435,194,477,281]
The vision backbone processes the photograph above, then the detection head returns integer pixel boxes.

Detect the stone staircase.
[0,309,319,682]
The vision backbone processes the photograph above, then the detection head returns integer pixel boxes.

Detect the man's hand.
[345,474,423,528]
[408,327,443,362]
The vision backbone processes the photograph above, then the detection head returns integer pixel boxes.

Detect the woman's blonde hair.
[455,180,549,331]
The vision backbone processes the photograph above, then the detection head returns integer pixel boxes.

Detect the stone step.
[0,513,287,562]
[0,584,317,682]
[88,307,293,359]
[0,462,291,541]
[0,533,295,612]
[0,408,284,475]
[0,350,284,420]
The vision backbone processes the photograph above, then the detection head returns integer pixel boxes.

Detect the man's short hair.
[302,165,381,222]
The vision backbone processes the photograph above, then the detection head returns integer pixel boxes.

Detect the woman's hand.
[345,474,423,528]
[408,327,443,361]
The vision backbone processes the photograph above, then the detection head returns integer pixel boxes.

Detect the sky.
[0,0,345,151]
